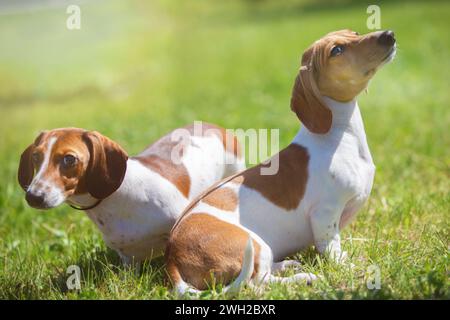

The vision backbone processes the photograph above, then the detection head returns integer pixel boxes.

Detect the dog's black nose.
[26,192,45,207]
[378,30,396,46]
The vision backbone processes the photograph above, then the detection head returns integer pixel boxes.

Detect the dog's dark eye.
[354,31,359,35]
[62,154,77,167]
[330,45,344,57]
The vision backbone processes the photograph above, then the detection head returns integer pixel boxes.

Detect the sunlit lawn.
[0,0,448,299]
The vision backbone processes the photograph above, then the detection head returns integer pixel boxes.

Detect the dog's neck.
[294,96,373,163]
[322,96,359,131]
[67,159,136,212]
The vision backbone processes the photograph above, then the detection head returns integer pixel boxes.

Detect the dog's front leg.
[309,203,347,264]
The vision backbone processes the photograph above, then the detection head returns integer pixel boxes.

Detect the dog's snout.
[378,30,396,46]
[26,191,45,207]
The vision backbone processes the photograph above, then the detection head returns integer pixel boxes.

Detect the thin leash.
[170,170,244,233]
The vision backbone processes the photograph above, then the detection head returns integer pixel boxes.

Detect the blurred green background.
[0,0,448,299]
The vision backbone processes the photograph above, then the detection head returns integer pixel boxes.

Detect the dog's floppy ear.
[290,47,332,134]
[18,131,46,191]
[83,131,128,199]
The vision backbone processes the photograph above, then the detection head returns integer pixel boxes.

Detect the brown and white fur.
[165,30,397,294]
[18,123,245,266]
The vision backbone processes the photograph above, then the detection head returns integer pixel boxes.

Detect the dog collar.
[68,199,102,211]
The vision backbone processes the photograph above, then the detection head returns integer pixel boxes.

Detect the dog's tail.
[223,236,255,294]
[173,236,255,296]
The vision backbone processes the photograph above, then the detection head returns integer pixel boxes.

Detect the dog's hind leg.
[265,272,318,285]
[253,243,318,287]
[271,260,302,274]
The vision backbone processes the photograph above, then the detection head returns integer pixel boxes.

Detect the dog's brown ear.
[290,48,332,134]
[83,131,128,199]
[18,144,35,191]
[18,132,46,191]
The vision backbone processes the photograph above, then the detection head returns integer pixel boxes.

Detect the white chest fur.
[296,97,375,226]
[303,99,373,189]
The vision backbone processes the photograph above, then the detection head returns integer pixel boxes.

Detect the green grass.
[0,0,449,299]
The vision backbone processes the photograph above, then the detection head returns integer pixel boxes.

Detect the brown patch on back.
[135,154,191,198]
[165,213,260,290]
[134,123,242,198]
[240,144,309,210]
[133,129,191,198]
[202,187,238,212]
[185,122,242,159]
